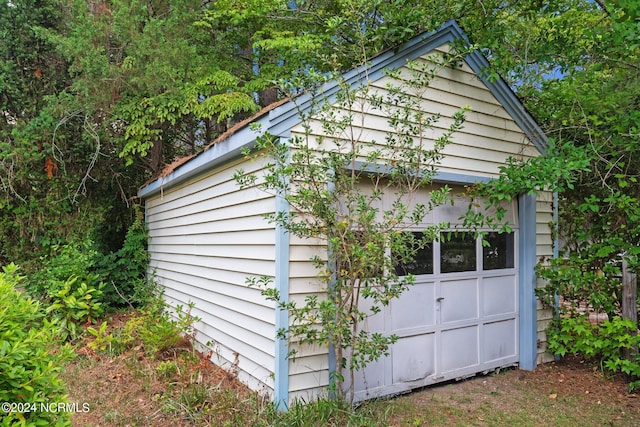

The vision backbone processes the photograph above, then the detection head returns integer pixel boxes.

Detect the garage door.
[352,229,519,401]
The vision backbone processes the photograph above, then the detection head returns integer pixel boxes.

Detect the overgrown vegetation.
[1,0,639,417]
[0,264,73,426]
[0,246,199,425]
[544,316,640,391]
[535,258,640,391]
[62,324,640,426]
[23,208,149,311]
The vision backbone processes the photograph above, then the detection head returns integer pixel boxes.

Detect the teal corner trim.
[326,169,337,398]
[274,139,290,411]
[552,192,561,361]
[518,193,538,370]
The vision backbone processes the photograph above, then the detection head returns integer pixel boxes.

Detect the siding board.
[148,267,273,309]
[145,154,278,396]
[148,229,275,246]
[147,196,274,230]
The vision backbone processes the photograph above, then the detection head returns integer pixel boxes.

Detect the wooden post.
[622,257,638,362]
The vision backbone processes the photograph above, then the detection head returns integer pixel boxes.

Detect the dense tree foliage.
[469,1,639,300]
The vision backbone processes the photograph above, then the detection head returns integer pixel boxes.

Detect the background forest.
[0,0,637,272]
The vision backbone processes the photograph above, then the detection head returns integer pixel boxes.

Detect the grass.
[62,352,639,427]
[60,310,640,426]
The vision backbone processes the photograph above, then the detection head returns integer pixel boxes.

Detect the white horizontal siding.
[298,110,535,161]
[151,252,276,277]
[290,50,539,181]
[286,344,331,399]
[145,155,278,396]
[535,191,555,363]
[146,158,261,212]
[147,196,274,232]
[149,243,276,261]
[148,228,275,246]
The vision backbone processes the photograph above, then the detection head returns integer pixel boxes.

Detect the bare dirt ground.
[397,355,640,426]
[61,312,640,426]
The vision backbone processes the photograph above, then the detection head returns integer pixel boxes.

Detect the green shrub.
[135,292,199,357]
[0,264,73,427]
[535,257,621,319]
[45,276,104,341]
[84,288,200,359]
[22,240,100,299]
[94,211,150,308]
[22,210,149,312]
[547,315,640,391]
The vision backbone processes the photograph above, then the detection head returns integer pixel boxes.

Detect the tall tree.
[0,0,88,263]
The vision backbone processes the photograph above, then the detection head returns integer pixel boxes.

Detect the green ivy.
[94,208,151,308]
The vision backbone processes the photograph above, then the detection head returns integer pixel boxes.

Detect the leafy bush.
[22,209,150,313]
[535,256,621,319]
[45,276,105,341]
[547,315,640,391]
[22,240,100,298]
[0,264,73,426]
[134,293,199,358]
[93,210,150,308]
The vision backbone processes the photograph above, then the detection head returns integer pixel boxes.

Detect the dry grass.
[61,311,640,426]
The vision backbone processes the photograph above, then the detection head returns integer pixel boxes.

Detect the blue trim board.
[349,161,493,186]
[552,191,561,360]
[433,171,492,185]
[518,193,538,370]
[326,169,338,398]
[273,139,291,410]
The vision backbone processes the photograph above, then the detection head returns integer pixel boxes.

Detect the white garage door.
[352,230,519,401]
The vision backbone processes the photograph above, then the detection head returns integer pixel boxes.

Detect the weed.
[87,321,113,354]
[156,360,179,380]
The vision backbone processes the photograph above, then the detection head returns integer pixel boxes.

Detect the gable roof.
[139,20,547,199]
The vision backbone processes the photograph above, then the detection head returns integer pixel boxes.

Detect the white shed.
[138,21,554,406]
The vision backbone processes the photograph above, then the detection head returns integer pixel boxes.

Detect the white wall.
[144,156,278,395]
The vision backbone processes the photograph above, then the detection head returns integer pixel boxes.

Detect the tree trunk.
[622,257,638,362]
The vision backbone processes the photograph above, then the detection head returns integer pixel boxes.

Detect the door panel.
[483,319,517,362]
[439,278,478,323]
[483,275,516,316]
[392,334,436,382]
[440,325,479,372]
[391,282,436,330]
